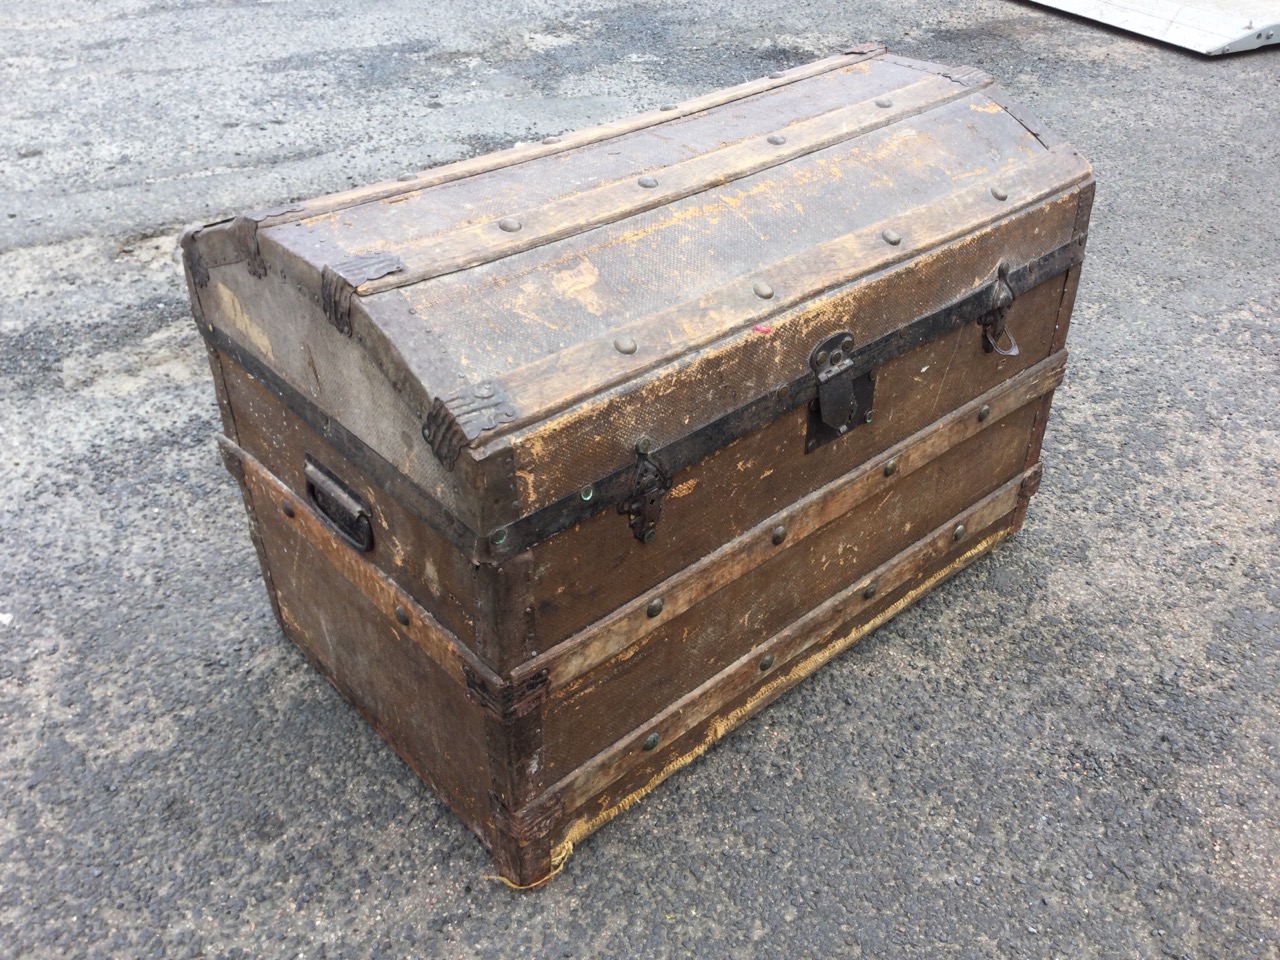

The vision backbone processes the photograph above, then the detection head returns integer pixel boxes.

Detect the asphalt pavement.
[1,1,1277,957]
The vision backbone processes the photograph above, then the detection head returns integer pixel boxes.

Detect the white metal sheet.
[1026,0,1280,53]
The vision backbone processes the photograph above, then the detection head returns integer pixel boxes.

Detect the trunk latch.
[806,331,876,453]
[980,263,1020,357]
[619,438,671,543]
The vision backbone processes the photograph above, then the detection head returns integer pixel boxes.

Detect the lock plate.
[805,330,876,453]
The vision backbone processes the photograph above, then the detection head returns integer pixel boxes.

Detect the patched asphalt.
[1,1,1277,957]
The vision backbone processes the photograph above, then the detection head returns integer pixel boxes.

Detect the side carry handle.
[304,456,375,552]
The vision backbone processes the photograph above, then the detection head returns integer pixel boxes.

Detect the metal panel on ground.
[1026,0,1280,53]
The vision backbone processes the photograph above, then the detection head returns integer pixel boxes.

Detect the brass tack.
[882,228,902,246]
[281,498,295,518]
[767,134,787,145]
[637,176,659,189]
[643,732,661,750]
[647,597,665,618]
[953,524,967,542]
[883,458,898,477]
[863,582,878,600]
[760,653,776,670]
[875,97,893,108]
[497,217,522,233]
[752,280,775,300]
[614,335,638,355]
[990,185,1008,201]
[771,525,787,546]
[978,404,992,422]
[394,606,410,626]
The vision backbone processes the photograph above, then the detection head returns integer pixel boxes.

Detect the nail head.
[991,185,1008,201]
[635,436,652,455]
[760,653,776,670]
[883,458,898,477]
[614,335,638,355]
[863,582,878,600]
[498,217,522,233]
[541,135,562,145]
[281,499,295,518]
[752,280,774,300]
[490,527,508,546]
[875,97,893,108]
[978,404,992,422]
[767,134,787,145]
[882,228,902,246]
[395,606,410,626]
[771,525,787,546]
[953,524,967,542]
[643,732,661,750]
[580,485,594,501]
[637,176,659,189]
[647,597,665,618]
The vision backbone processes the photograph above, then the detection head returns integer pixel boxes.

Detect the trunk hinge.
[805,330,876,453]
[619,439,671,544]
[981,264,1020,357]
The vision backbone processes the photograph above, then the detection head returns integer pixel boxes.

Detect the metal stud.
[498,217,522,233]
[637,176,659,189]
[978,404,991,422]
[614,335,638,355]
[875,97,893,108]
[882,228,902,246]
[883,458,898,477]
[752,280,775,300]
[815,350,829,366]
[771,525,787,546]
[775,384,789,401]
[635,437,653,455]
[953,524,967,542]
[863,582,878,600]
[760,653,776,671]
[395,606,410,626]
[490,527,509,546]
[580,485,594,501]
[768,71,785,79]
[642,529,657,544]
[990,185,1008,201]
[840,336,853,353]
[473,382,495,398]
[541,135,562,145]
[864,410,874,423]
[829,349,843,365]
[281,498,295,518]
[767,134,787,145]
[659,103,678,111]
[647,597,665,618]
[643,732,661,750]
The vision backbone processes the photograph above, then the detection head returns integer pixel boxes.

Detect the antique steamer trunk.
[182,45,1093,886]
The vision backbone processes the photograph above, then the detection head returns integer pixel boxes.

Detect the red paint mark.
[752,324,773,334]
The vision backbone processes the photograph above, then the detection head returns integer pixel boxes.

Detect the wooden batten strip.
[512,351,1067,688]
[469,145,1090,438]
[254,49,885,232]
[225,438,506,696]
[520,467,1035,825]
[354,74,981,293]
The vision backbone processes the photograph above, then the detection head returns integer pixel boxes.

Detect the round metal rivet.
[991,185,1008,201]
[768,71,785,79]
[875,97,893,108]
[637,176,659,189]
[752,280,775,300]
[580,485,594,501]
[978,404,992,422]
[490,527,508,546]
[541,135,562,145]
[643,732,661,750]
[760,653,776,671]
[647,597,665,618]
[953,524,967,542]
[815,350,829,366]
[882,228,902,246]
[840,337,853,352]
[829,349,843,365]
[614,335,638,355]
[775,385,789,401]
[863,582,878,600]
[635,437,652,455]
[659,103,678,111]
[498,217,522,233]
[864,410,874,424]
[642,529,657,544]
[883,458,898,477]
[473,382,496,399]
[281,498,295,518]
[771,525,787,546]
[395,606,410,626]
[767,134,787,145]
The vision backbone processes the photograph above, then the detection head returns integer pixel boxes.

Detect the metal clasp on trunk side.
[805,331,876,453]
[980,263,1020,357]
[619,438,671,543]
